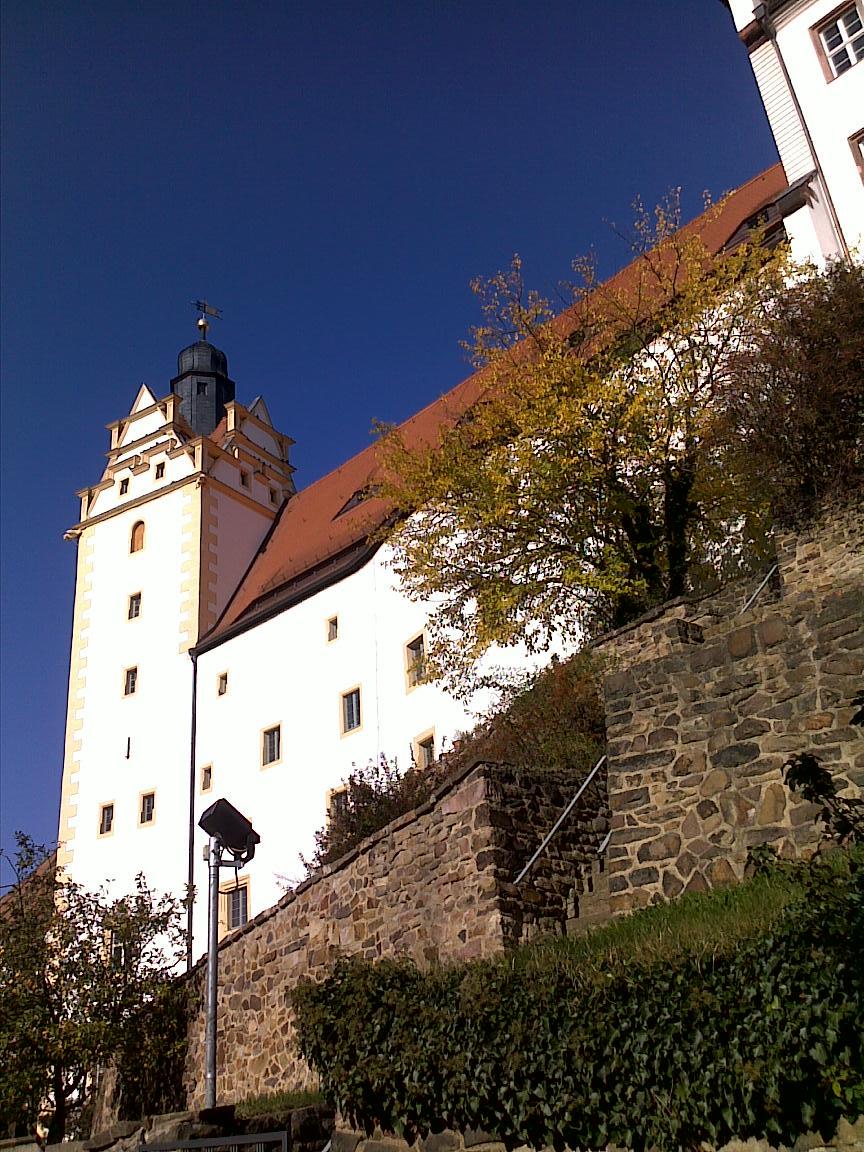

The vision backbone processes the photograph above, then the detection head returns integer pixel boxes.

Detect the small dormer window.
[119,478,129,495]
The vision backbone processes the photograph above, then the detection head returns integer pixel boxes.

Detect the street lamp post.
[198,798,260,1109]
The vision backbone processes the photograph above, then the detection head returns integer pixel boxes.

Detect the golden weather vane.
[191,299,223,341]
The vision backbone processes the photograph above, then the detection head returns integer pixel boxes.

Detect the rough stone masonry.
[596,496,864,914]
[183,760,607,1106]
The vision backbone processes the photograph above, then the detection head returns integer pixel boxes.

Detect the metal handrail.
[740,563,778,615]
[514,754,607,885]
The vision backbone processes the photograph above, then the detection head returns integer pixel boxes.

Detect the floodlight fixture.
[199,797,260,863]
[199,797,261,1108]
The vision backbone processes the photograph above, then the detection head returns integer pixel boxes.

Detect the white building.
[724,0,864,260]
[57,1,863,963]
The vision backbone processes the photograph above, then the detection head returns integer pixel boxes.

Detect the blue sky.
[0,0,778,875]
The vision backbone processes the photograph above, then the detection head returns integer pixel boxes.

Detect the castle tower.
[56,337,294,938]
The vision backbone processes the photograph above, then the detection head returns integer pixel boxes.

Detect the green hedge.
[292,854,864,1150]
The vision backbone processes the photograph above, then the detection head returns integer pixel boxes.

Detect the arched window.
[130,521,145,553]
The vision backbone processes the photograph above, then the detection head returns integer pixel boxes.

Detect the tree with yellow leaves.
[377,194,789,683]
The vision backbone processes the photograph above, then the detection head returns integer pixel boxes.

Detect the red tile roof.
[197,164,788,650]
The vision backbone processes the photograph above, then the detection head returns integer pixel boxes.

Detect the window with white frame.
[405,633,427,689]
[139,791,155,825]
[818,4,864,77]
[415,732,436,770]
[99,803,114,837]
[109,930,126,969]
[341,687,361,734]
[220,879,249,933]
[262,724,281,765]
[850,128,864,183]
[327,786,349,823]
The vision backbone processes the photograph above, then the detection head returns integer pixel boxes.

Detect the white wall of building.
[729,0,864,259]
[60,477,199,903]
[58,390,290,925]
[189,543,549,959]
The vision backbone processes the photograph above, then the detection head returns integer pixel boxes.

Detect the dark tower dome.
[170,340,235,438]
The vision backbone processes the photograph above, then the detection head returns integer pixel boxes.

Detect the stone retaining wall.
[184,760,607,1106]
[331,1115,864,1152]
[596,498,864,914]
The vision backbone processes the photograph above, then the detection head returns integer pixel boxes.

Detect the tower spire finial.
[191,299,223,342]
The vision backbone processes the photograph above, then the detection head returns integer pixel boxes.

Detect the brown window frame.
[812,2,864,81]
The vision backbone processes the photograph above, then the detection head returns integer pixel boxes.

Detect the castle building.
[57,1,862,963]
[725,0,863,259]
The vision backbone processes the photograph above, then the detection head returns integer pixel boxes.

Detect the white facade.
[727,0,864,260]
[190,546,501,958]
[57,383,294,918]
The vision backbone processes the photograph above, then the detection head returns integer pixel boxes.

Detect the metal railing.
[514,754,607,885]
[144,1132,288,1152]
[740,563,779,616]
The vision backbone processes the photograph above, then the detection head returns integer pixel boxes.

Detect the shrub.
[454,651,606,776]
[292,852,864,1150]
[304,652,605,874]
[720,260,864,528]
[304,755,447,872]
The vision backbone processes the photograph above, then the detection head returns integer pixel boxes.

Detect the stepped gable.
[199,164,787,649]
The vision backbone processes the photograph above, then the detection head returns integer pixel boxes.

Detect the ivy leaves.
[293,852,864,1150]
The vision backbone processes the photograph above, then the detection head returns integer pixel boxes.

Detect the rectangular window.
[155,462,165,479]
[240,471,250,489]
[139,792,155,825]
[850,128,864,184]
[262,724,281,766]
[341,687,361,734]
[99,803,114,836]
[109,930,126,969]
[415,733,435,770]
[201,764,213,792]
[124,667,137,696]
[197,381,208,396]
[220,880,249,933]
[269,487,277,505]
[328,786,349,822]
[405,634,427,689]
[327,616,338,642]
[818,4,864,77]
[128,592,141,620]
[217,672,228,696]
[119,478,129,495]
